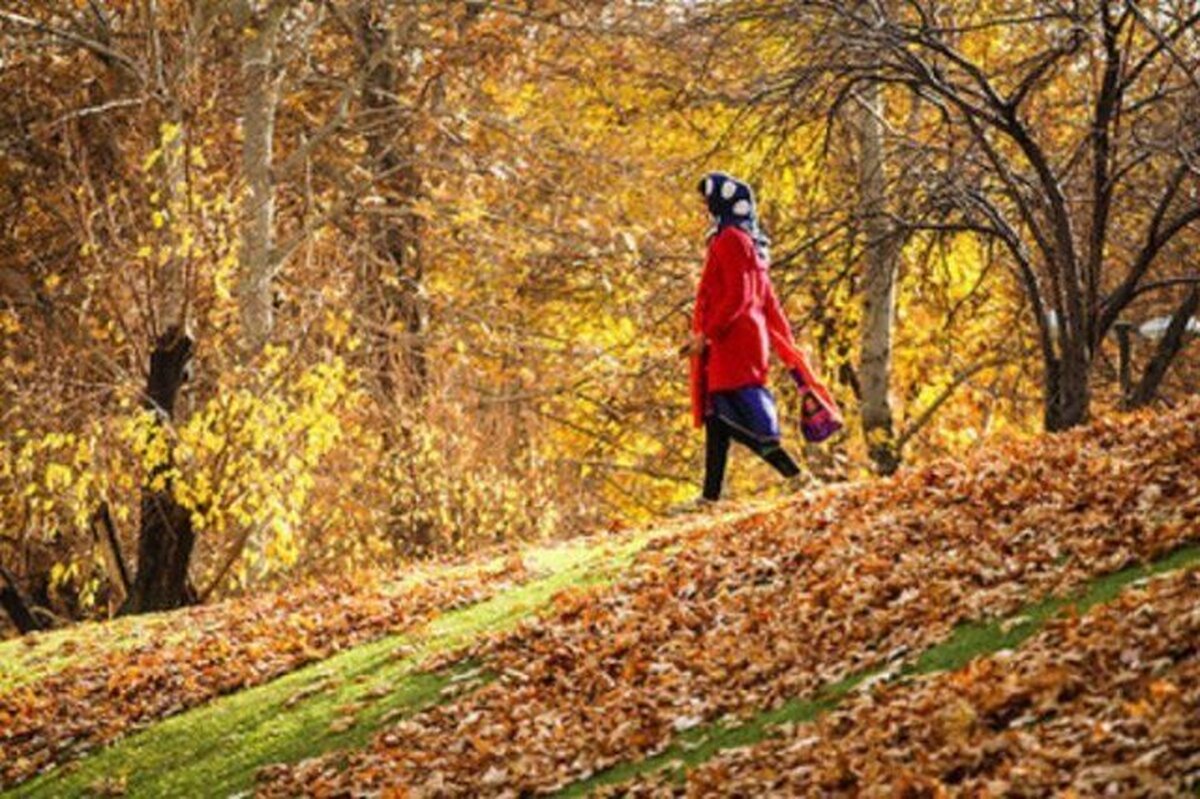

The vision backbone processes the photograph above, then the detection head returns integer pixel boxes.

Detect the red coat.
[690,226,825,428]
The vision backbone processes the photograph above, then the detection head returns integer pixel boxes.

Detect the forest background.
[2,0,1198,633]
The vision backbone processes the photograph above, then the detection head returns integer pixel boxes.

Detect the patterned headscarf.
[698,171,771,262]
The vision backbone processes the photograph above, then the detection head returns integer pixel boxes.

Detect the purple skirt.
[707,386,781,444]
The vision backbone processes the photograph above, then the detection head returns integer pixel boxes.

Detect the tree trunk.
[1130,287,1199,409]
[149,0,212,334]
[855,81,900,474]
[90,502,131,611]
[1114,321,1134,408]
[123,327,196,614]
[1,565,45,634]
[357,5,428,402]
[158,113,188,331]
[1044,343,1091,432]
[237,3,285,355]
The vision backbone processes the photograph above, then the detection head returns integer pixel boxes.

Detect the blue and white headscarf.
[698,171,771,262]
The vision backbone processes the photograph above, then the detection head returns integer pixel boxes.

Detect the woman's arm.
[764,276,806,367]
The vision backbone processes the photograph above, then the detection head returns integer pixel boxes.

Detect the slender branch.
[1121,6,1200,89]
[1006,24,1084,110]
[1130,275,1200,301]
[964,115,1057,278]
[897,358,1009,452]
[558,458,692,485]
[52,97,143,125]
[197,521,261,604]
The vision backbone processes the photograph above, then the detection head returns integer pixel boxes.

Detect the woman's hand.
[679,331,706,358]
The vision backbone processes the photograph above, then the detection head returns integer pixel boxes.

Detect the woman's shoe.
[666,496,721,516]
[786,471,818,492]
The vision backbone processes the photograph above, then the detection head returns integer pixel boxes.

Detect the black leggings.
[703,415,800,500]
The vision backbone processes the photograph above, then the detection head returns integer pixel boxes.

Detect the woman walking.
[679,172,839,511]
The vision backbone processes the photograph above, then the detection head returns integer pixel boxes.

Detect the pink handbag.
[789,367,843,443]
[768,326,843,444]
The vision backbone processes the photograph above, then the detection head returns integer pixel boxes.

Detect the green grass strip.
[8,532,660,799]
[560,543,1200,797]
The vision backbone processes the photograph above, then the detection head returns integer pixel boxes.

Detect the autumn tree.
[0,3,203,614]
[779,0,1200,430]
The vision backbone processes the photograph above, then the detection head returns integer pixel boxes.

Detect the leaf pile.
[258,400,1200,797]
[629,566,1200,797]
[0,555,530,788]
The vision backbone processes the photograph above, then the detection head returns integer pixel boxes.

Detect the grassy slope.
[7,532,666,799]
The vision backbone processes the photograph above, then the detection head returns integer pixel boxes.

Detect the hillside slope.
[4,400,1200,797]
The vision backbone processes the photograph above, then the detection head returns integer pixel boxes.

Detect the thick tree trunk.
[1043,344,1091,432]
[237,4,285,355]
[124,327,196,614]
[855,81,900,474]
[128,491,196,613]
[1130,287,1200,409]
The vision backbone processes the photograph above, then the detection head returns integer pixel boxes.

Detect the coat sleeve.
[764,275,803,366]
[695,230,753,342]
[764,277,845,425]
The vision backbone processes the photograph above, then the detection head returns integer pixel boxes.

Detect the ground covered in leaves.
[255,400,1200,797]
[0,552,534,787]
[625,566,1200,797]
